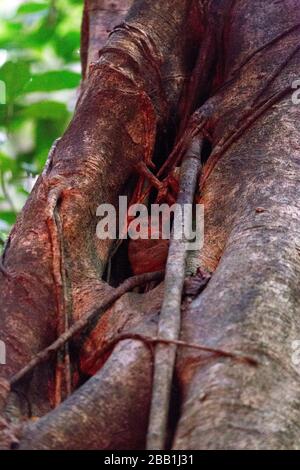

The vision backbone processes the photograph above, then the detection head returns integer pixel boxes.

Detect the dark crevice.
[165,374,182,450]
[201,138,213,166]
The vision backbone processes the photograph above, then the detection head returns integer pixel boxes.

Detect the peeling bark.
[1,0,300,451]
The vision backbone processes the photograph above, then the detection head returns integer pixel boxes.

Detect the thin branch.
[46,187,72,406]
[215,22,300,95]
[254,44,300,103]
[146,135,203,451]
[43,139,71,404]
[201,85,292,187]
[54,204,72,401]
[9,271,164,387]
[97,333,258,368]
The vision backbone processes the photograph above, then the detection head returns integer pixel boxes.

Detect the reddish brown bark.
[0,0,201,438]
[1,0,300,450]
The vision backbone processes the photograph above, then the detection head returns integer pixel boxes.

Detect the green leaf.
[34,119,63,169]
[54,31,81,62]
[17,2,49,15]
[25,70,81,92]
[0,210,16,225]
[0,0,81,225]
[35,117,63,145]
[0,230,10,246]
[0,152,16,173]
[20,100,69,120]
[0,61,31,103]
[18,18,57,49]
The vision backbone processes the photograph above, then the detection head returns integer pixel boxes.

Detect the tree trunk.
[1,0,300,450]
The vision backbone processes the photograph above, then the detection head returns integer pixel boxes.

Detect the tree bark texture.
[1,0,300,450]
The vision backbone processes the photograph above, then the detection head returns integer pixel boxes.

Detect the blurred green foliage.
[0,0,83,244]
